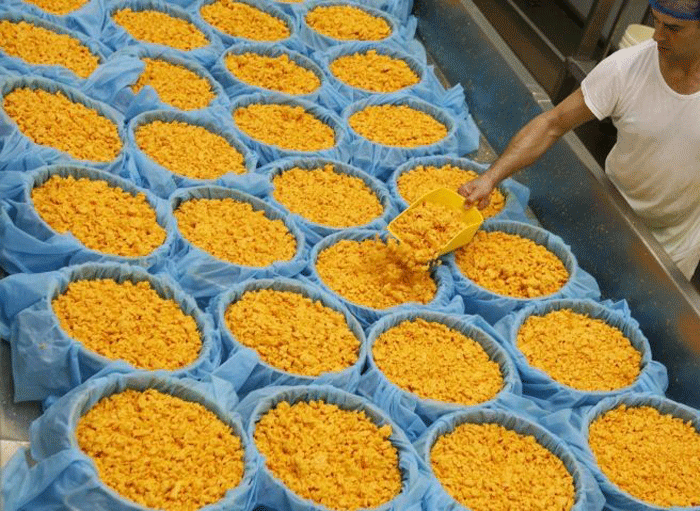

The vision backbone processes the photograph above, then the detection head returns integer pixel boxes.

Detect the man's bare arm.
[459,88,597,208]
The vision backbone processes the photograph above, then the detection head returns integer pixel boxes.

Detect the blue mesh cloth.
[413,408,605,511]
[0,165,176,274]
[389,155,532,223]
[1,0,109,40]
[100,0,224,68]
[126,109,266,199]
[543,393,700,511]
[208,277,367,397]
[267,0,414,24]
[1,372,258,511]
[0,75,127,172]
[259,156,397,246]
[448,220,601,324]
[649,0,700,20]
[353,0,413,23]
[342,94,480,180]
[492,298,668,413]
[298,0,416,53]
[312,42,450,114]
[0,262,222,402]
[195,0,306,53]
[0,11,111,87]
[357,310,522,441]
[227,92,351,165]
[167,185,309,304]
[235,384,428,511]
[210,42,333,105]
[82,44,230,118]
[306,228,462,331]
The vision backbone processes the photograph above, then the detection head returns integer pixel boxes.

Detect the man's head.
[650,0,700,59]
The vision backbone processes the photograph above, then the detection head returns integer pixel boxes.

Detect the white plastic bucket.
[619,24,655,48]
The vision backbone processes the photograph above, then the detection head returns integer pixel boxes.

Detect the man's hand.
[459,174,494,210]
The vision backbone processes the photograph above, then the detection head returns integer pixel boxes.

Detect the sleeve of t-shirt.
[581,52,623,121]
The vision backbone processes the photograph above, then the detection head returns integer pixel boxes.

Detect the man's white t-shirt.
[581,39,700,279]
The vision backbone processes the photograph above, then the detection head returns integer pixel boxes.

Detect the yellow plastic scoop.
[388,187,484,258]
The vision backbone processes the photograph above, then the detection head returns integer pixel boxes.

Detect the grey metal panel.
[415,0,700,407]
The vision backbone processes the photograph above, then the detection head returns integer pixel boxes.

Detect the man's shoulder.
[600,39,656,70]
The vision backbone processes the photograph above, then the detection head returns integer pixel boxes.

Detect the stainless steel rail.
[415,0,700,407]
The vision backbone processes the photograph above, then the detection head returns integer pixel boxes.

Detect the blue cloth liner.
[195,0,306,53]
[649,0,700,20]
[235,384,428,511]
[100,0,224,68]
[313,43,467,114]
[166,185,309,304]
[208,277,367,397]
[263,0,413,24]
[448,219,601,324]
[0,0,109,40]
[358,310,523,441]
[126,109,265,199]
[542,393,700,511]
[1,372,258,511]
[258,156,397,246]
[0,11,112,87]
[305,228,462,331]
[82,44,230,118]
[0,165,176,274]
[341,94,480,181]
[211,42,332,105]
[413,407,605,511]
[0,75,127,172]
[492,298,668,414]
[359,0,414,23]
[226,92,351,165]
[298,0,416,53]
[389,155,532,223]
[0,262,222,403]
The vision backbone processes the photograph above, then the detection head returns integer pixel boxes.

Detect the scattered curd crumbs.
[330,50,420,93]
[455,230,569,298]
[349,104,447,147]
[76,389,245,511]
[175,198,297,266]
[397,164,506,219]
[306,5,391,41]
[272,164,383,227]
[0,20,100,78]
[254,400,402,510]
[225,288,359,376]
[432,422,575,511]
[233,103,335,151]
[201,0,290,41]
[315,237,437,309]
[32,175,165,257]
[225,52,320,95]
[517,309,642,391]
[112,8,209,51]
[374,318,504,404]
[132,58,215,110]
[390,200,470,263]
[53,279,201,370]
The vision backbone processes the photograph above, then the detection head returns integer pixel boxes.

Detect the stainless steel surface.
[575,0,618,57]
[1,341,41,444]
[415,0,700,407]
[468,0,567,96]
